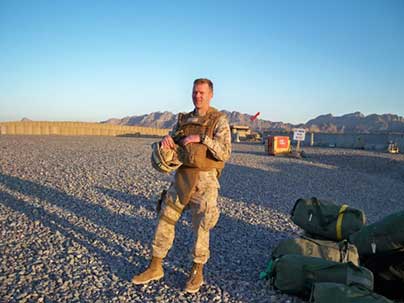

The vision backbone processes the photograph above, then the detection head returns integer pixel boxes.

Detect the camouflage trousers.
[152,173,220,264]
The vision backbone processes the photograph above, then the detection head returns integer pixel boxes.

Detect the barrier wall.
[309,133,404,151]
[263,131,404,152]
[0,121,170,137]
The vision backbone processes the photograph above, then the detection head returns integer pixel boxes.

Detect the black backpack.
[361,249,404,301]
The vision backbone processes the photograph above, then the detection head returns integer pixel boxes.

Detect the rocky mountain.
[305,112,404,133]
[103,111,177,129]
[101,110,295,131]
[101,111,404,134]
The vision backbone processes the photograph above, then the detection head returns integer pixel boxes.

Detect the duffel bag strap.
[336,204,348,240]
[339,240,349,262]
[259,259,274,280]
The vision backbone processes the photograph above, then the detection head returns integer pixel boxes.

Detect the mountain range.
[101,111,404,134]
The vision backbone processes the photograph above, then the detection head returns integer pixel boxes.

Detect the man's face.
[192,83,213,111]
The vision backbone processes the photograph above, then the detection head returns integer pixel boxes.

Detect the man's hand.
[161,135,175,149]
[180,134,201,146]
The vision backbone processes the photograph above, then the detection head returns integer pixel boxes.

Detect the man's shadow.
[0,171,292,300]
[0,173,158,281]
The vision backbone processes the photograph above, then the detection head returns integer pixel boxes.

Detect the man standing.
[132,78,232,293]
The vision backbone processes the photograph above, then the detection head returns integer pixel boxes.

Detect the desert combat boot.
[185,262,204,293]
[132,256,164,285]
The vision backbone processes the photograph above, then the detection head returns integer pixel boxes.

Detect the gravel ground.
[0,136,403,303]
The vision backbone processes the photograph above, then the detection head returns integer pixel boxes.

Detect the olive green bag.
[291,197,366,241]
[269,254,374,298]
[310,282,393,303]
[349,210,404,256]
[271,236,359,266]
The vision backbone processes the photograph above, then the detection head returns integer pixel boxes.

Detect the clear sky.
[1,0,403,124]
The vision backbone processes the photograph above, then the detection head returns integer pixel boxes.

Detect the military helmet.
[151,142,182,173]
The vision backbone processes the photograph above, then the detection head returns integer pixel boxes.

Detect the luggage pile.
[350,210,404,301]
[260,197,404,302]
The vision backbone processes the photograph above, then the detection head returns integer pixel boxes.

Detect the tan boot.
[131,256,164,285]
[184,262,204,293]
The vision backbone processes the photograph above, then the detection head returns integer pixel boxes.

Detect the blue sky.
[1,0,403,124]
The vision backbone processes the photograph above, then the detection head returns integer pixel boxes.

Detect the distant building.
[230,125,251,142]
[231,125,250,136]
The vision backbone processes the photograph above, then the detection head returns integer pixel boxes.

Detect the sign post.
[293,128,306,152]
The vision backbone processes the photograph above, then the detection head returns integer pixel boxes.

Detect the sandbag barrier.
[0,121,170,137]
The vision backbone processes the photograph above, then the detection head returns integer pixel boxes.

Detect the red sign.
[277,137,289,148]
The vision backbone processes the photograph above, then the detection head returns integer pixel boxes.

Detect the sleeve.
[203,115,232,161]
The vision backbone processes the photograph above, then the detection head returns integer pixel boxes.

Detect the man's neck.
[195,107,209,116]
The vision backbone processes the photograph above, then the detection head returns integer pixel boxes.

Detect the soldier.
[132,78,232,293]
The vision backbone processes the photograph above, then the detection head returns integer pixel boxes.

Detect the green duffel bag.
[310,282,394,303]
[349,210,404,256]
[291,197,366,241]
[269,254,373,298]
[271,235,359,266]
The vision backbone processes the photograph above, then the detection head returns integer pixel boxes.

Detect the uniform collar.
[192,107,214,117]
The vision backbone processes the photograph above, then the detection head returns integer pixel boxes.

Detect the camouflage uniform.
[152,113,231,264]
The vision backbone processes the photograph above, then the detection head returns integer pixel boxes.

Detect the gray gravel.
[1,136,403,302]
